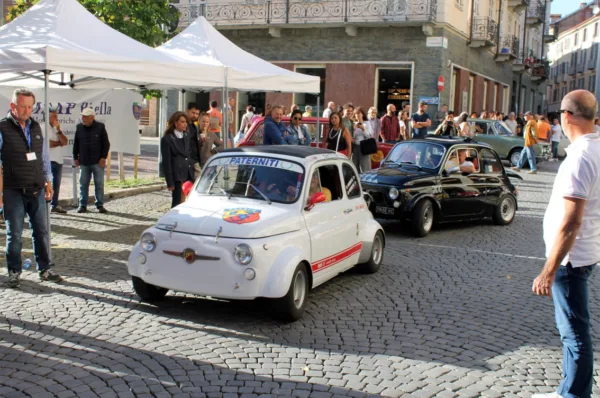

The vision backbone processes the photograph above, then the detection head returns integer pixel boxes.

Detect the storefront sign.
[387,88,410,101]
[417,96,439,105]
[426,37,448,49]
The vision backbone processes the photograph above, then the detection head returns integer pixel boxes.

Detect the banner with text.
[0,88,143,156]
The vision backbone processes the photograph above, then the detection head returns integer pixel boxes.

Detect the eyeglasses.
[559,109,574,115]
[293,117,302,121]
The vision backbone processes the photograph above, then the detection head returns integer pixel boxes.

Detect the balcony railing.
[507,0,529,10]
[531,59,549,81]
[469,17,498,47]
[172,0,438,28]
[498,35,519,57]
[526,2,544,25]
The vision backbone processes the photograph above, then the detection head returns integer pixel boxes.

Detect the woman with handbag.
[353,107,375,172]
[325,112,352,159]
[161,111,195,208]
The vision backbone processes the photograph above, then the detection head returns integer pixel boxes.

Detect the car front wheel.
[412,199,434,237]
[272,264,309,322]
[509,148,522,167]
[357,231,384,274]
[132,276,168,302]
[493,195,516,225]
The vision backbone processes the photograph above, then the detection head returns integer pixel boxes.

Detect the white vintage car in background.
[128,146,385,321]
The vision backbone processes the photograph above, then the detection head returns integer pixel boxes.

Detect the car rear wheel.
[357,231,384,274]
[412,199,434,237]
[509,148,522,167]
[493,195,516,225]
[273,264,309,322]
[132,276,168,302]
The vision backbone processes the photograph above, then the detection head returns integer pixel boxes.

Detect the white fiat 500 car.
[128,146,385,321]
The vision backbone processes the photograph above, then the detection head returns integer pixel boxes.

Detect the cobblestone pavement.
[1,161,599,398]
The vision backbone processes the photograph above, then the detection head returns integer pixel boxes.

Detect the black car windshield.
[196,156,304,204]
[386,142,446,169]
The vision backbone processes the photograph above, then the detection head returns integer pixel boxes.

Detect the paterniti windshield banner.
[0,88,143,156]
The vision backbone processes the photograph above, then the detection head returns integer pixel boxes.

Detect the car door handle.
[344,208,353,214]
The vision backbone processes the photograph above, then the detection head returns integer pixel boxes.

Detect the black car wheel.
[272,264,309,322]
[509,148,522,167]
[493,195,516,225]
[412,199,434,237]
[357,231,384,274]
[132,276,168,302]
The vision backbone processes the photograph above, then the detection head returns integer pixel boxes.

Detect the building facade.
[546,2,600,116]
[172,0,551,120]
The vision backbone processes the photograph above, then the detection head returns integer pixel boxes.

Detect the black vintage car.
[361,137,521,237]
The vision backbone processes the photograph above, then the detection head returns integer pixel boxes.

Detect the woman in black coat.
[161,111,195,208]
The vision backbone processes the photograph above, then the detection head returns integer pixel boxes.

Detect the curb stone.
[56,183,167,208]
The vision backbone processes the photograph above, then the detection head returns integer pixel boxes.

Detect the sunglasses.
[293,117,302,121]
[559,109,574,115]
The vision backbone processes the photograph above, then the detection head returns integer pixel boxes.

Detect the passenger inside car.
[307,170,331,204]
[445,149,476,174]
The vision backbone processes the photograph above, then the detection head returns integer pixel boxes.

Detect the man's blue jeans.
[552,141,560,159]
[552,263,596,398]
[4,189,51,273]
[517,146,537,171]
[50,161,62,208]
[79,164,104,208]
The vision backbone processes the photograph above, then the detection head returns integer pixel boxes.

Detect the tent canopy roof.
[157,17,320,94]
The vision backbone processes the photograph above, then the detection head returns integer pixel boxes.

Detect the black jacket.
[187,122,201,164]
[160,132,194,188]
[0,115,46,189]
[73,120,110,166]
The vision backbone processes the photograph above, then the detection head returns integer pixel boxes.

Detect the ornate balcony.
[507,0,529,11]
[530,59,549,82]
[469,17,498,48]
[526,2,544,26]
[172,0,438,29]
[544,25,557,43]
[496,35,519,62]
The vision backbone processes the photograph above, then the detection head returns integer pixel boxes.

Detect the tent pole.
[223,67,229,150]
[44,70,52,260]
[316,95,320,146]
[158,91,166,178]
[178,89,184,111]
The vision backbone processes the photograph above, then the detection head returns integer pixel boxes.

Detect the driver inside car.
[445,149,476,174]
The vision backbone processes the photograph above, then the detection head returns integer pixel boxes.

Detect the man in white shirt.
[48,108,68,213]
[532,90,600,398]
[505,112,518,135]
[550,118,563,161]
[444,149,476,174]
[322,101,336,119]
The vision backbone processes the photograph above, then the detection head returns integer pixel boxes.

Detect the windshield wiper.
[209,184,231,199]
[400,162,423,171]
[234,182,272,204]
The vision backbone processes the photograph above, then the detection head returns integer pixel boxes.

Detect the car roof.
[220,145,342,159]
[407,136,493,149]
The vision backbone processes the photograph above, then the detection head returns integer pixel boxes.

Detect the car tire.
[509,148,522,167]
[132,276,168,302]
[357,231,384,274]
[412,199,434,237]
[272,264,309,322]
[493,195,517,226]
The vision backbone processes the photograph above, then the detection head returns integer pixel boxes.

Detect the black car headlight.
[389,188,399,200]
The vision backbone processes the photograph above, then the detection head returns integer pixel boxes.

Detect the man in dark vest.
[0,88,63,288]
[73,107,110,214]
[186,102,202,179]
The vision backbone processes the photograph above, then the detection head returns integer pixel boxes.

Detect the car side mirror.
[304,192,327,211]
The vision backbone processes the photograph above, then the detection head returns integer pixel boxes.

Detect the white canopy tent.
[157,16,321,145]
[157,16,320,94]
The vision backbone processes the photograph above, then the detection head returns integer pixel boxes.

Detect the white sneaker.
[531,393,563,398]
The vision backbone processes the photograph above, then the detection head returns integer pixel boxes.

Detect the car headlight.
[389,187,399,200]
[140,233,157,252]
[234,244,253,265]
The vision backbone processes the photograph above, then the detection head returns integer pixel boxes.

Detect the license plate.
[375,206,394,215]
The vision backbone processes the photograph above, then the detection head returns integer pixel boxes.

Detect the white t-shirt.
[445,159,474,171]
[543,132,600,267]
[323,108,332,119]
[505,119,517,135]
[399,120,406,130]
[48,125,64,164]
[551,124,563,142]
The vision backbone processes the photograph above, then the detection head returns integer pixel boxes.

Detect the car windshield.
[493,121,514,136]
[196,156,305,204]
[386,142,446,169]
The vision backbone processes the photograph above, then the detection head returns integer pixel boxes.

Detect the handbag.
[360,138,378,155]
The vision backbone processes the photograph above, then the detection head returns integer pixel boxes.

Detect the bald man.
[532,90,600,398]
